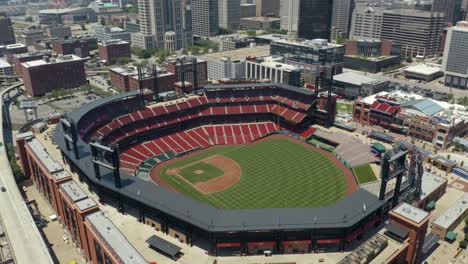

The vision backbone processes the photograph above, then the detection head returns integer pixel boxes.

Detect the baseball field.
[152,136,356,209]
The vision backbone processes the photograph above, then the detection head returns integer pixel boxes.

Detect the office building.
[22,55,86,96]
[297,0,333,40]
[95,25,131,43]
[98,39,131,65]
[240,17,281,30]
[344,39,402,73]
[0,58,13,76]
[192,0,218,37]
[0,13,16,45]
[207,57,245,81]
[246,56,302,87]
[0,43,28,58]
[279,0,299,34]
[381,9,444,58]
[256,0,280,17]
[17,29,44,46]
[11,51,49,76]
[240,3,256,18]
[216,34,255,51]
[442,21,468,90]
[134,0,192,50]
[109,66,176,92]
[332,71,388,99]
[431,193,468,238]
[164,56,208,89]
[331,0,355,39]
[219,0,240,31]
[432,0,463,25]
[44,25,72,39]
[270,38,345,82]
[349,6,384,40]
[51,39,90,58]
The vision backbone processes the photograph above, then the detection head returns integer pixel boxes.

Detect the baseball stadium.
[54,83,385,255]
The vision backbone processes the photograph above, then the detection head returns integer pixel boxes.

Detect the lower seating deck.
[119,122,279,174]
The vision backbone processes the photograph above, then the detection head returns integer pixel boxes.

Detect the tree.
[447,154,451,160]
[81,23,86,30]
[246,30,257,36]
[460,240,467,249]
[462,161,465,167]
[447,93,454,101]
[335,36,347,44]
[405,56,413,63]
[116,57,132,65]
[457,96,468,107]
[100,17,106,26]
[181,49,188,55]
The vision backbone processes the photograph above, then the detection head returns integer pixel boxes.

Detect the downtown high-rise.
[132,0,192,50]
[219,0,240,31]
[192,0,219,37]
[0,13,16,45]
[297,0,333,40]
[331,0,356,39]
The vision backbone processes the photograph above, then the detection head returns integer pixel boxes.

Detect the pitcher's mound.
[194,170,204,175]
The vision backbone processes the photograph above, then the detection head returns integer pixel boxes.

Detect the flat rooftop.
[60,180,87,202]
[75,197,97,211]
[22,55,84,68]
[333,71,382,86]
[272,38,343,49]
[392,203,429,224]
[0,58,11,68]
[85,211,147,264]
[420,172,447,201]
[432,193,468,229]
[404,64,442,76]
[27,138,70,180]
[201,45,270,61]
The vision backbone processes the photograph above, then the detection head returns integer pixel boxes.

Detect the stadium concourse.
[43,82,387,258]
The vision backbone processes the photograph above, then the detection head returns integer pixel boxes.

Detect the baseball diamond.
[153,136,351,209]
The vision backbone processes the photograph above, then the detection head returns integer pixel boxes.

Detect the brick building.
[97,39,131,65]
[10,51,50,76]
[16,134,147,264]
[164,56,208,90]
[353,91,468,149]
[387,203,430,264]
[22,55,86,96]
[343,39,402,73]
[109,66,176,92]
[51,39,90,58]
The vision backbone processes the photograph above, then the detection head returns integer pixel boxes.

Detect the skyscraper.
[432,0,463,25]
[349,6,384,40]
[442,21,468,89]
[280,0,300,34]
[133,0,192,50]
[381,9,444,57]
[192,0,219,37]
[331,0,355,39]
[0,13,16,45]
[256,0,281,17]
[297,0,333,40]
[219,0,241,31]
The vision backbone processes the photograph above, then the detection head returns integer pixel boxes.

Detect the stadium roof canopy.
[204,83,316,96]
[402,99,444,116]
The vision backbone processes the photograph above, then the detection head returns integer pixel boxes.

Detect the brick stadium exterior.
[54,83,385,255]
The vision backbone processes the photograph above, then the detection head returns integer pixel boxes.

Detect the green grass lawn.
[179,162,224,183]
[353,163,377,184]
[337,102,353,113]
[160,138,347,209]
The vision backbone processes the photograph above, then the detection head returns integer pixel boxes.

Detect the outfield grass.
[179,162,224,183]
[160,138,347,209]
[353,163,377,184]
